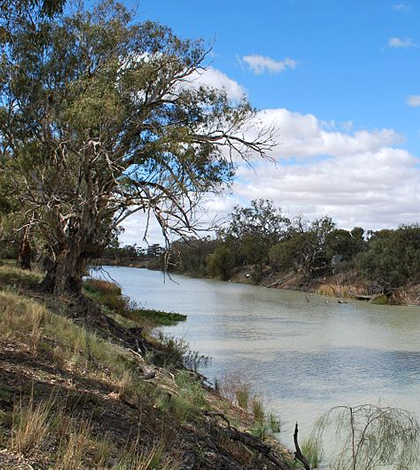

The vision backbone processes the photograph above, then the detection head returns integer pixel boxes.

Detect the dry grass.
[252,397,265,423]
[113,442,181,470]
[216,372,252,410]
[0,290,133,392]
[0,265,43,289]
[0,267,291,470]
[316,282,369,299]
[11,398,52,455]
[28,304,46,354]
[118,369,136,399]
[57,421,92,470]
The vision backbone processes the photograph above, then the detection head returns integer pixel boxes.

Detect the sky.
[120,0,420,246]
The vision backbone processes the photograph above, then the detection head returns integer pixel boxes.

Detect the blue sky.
[121,0,420,244]
[134,0,419,139]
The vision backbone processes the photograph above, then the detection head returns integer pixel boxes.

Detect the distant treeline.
[153,199,420,292]
[100,243,165,264]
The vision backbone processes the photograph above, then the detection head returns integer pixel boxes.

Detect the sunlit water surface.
[92,266,420,460]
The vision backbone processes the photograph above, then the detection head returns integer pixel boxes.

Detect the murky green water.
[93,266,420,454]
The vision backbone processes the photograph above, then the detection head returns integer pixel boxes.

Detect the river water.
[93,266,420,454]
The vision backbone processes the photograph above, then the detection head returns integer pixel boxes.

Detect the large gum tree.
[0,0,273,295]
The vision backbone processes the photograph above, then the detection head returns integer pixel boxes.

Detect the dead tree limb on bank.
[203,410,291,470]
[294,423,311,470]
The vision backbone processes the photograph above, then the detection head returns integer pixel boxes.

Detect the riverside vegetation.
[0,262,303,470]
[135,199,420,306]
[1,1,420,468]
[2,262,420,469]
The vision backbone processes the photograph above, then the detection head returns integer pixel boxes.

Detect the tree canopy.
[0,0,273,294]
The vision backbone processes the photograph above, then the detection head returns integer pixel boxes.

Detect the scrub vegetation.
[1,1,420,468]
[145,199,420,305]
[0,264,295,469]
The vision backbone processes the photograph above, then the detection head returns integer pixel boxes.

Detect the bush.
[356,225,420,289]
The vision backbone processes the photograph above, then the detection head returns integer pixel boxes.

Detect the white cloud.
[407,95,420,107]
[392,3,412,12]
[185,67,246,100]
[241,54,297,75]
[221,108,420,231]
[121,105,420,245]
[341,120,354,133]
[388,37,417,48]
[251,108,403,159]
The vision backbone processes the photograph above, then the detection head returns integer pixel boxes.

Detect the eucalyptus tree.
[269,215,335,278]
[0,0,65,18]
[0,0,273,295]
[224,199,290,265]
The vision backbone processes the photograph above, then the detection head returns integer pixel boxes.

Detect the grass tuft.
[57,421,92,470]
[11,398,52,455]
[301,436,322,469]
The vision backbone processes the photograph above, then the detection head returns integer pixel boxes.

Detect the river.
[92,266,420,455]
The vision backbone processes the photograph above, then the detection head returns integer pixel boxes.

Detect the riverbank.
[0,264,304,470]
[186,264,420,306]
[94,255,420,306]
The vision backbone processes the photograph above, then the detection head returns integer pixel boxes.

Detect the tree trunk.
[40,246,87,297]
[16,226,31,270]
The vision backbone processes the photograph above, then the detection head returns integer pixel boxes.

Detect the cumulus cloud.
[407,95,420,107]
[120,105,420,245]
[388,37,417,48]
[252,108,403,159]
[230,144,420,230]
[185,67,246,100]
[219,108,420,231]
[241,54,297,75]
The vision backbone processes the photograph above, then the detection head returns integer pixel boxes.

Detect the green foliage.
[269,216,335,278]
[356,225,420,288]
[154,333,209,371]
[101,242,148,264]
[1,0,270,295]
[300,437,322,469]
[207,243,236,280]
[175,370,206,410]
[370,293,389,305]
[225,199,291,265]
[168,236,220,276]
[83,279,127,312]
[235,385,250,410]
[132,309,187,326]
[268,413,281,433]
[249,422,270,440]
[325,227,366,263]
[227,199,290,243]
[1,0,66,18]
[83,278,186,326]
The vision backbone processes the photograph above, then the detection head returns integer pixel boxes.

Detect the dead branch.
[293,423,311,470]
[204,410,291,470]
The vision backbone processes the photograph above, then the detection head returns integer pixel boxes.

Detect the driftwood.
[349,292,373,301]
[266,273,295,289]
